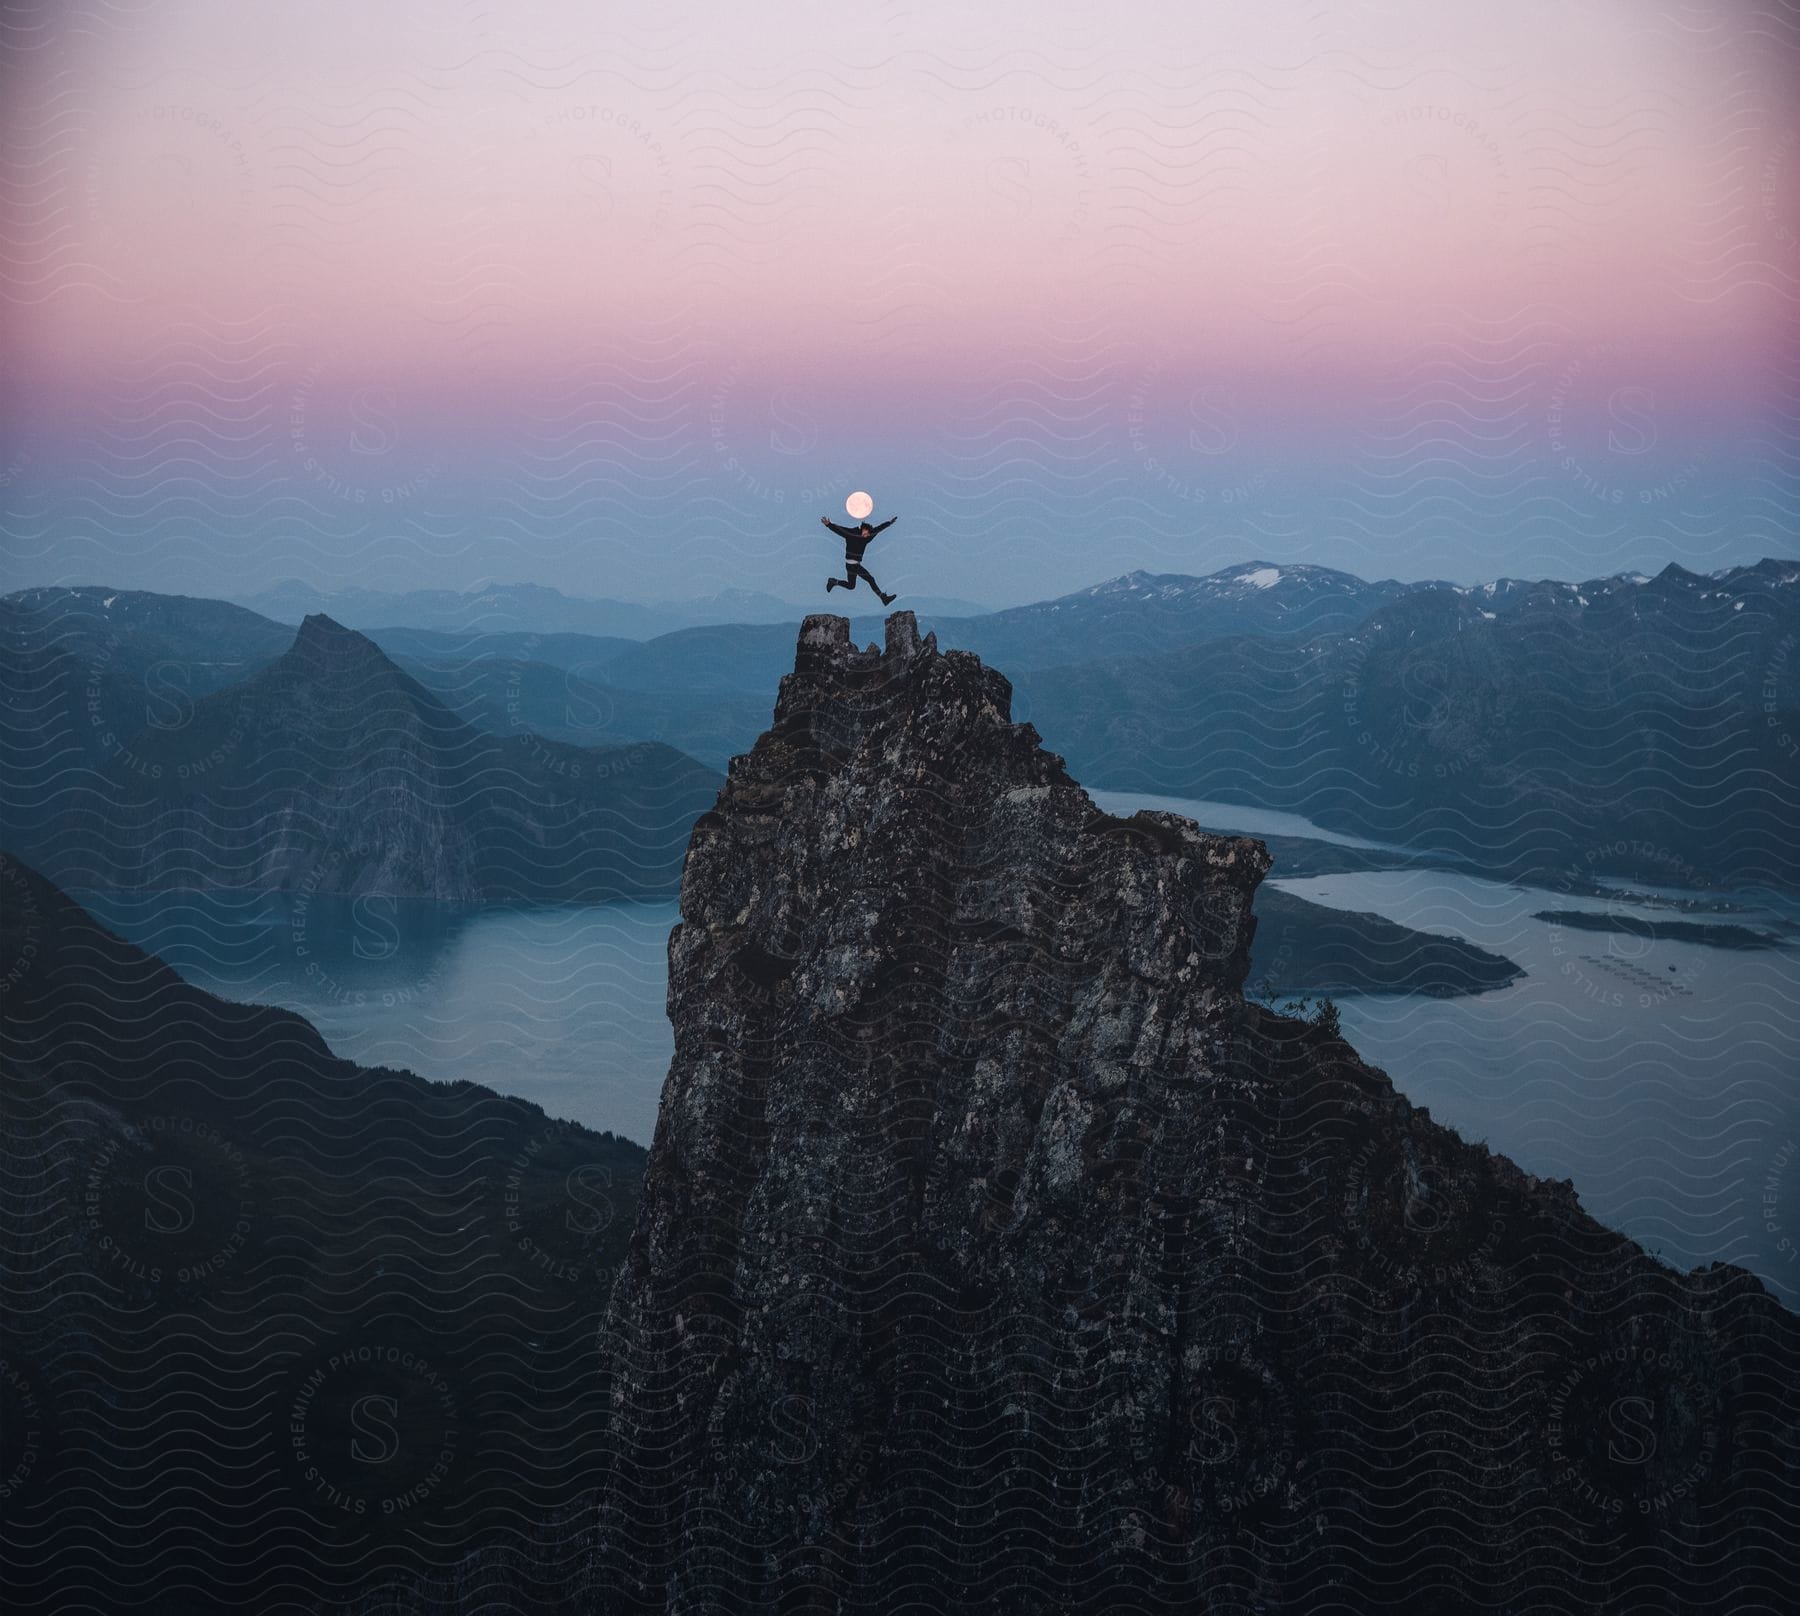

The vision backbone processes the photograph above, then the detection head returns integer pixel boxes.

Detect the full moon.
[845,490,874,520]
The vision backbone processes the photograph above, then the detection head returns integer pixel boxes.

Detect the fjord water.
[1282,868,1797,1294]
[1090,792,1800,1310]
[76,790,1800,1307]
[75,888,682,1152]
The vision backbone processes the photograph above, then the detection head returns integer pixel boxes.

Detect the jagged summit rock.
[594,614,1798,1612]
[796,606,929,660]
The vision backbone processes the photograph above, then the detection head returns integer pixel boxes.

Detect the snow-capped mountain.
[946,560,1429,669]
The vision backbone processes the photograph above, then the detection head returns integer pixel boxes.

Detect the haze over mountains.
[232,579,994,639]
[9,557,1796,890]
[1020,558,1800,888]
[2,607,720,901]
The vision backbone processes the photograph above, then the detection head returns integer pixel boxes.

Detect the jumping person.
[821,514,898,603]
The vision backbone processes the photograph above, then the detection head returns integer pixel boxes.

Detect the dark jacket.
[825,517,893,564]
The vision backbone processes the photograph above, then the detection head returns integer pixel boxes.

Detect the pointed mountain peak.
[293,610,359,644]
[262,612,460,736]
[285,612,406,677]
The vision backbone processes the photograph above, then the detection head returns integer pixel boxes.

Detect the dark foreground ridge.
[594,612,1799,1613]
[0,852,646,1612]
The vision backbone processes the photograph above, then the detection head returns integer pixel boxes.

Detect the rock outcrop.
[595,612,1799,1613]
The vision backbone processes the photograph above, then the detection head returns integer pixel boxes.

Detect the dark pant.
[840,562,884,594]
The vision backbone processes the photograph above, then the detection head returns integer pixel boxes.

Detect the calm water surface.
[77,889,680,1151]
[1097,791,1800,1308]
[76,792,1800,1307]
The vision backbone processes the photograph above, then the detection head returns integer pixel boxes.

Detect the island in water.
[1531,909,1788,952]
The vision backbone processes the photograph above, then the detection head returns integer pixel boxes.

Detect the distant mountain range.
[563,561,1443,696]
[7,558,1796,889]
[1019,559,1800,887]
[539,558,1800,887]
[2,608,722,901]
[231,579,994,639]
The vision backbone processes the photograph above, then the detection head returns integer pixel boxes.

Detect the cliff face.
[595,613,1799,1613]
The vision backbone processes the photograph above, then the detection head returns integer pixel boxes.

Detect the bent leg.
[848,564,882,595]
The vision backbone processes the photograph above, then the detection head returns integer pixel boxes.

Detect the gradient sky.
[2,0,1796,605]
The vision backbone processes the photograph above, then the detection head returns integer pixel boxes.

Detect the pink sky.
[16,2,1783,369]
[3,0,1795,598]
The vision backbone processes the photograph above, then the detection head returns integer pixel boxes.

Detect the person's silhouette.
[821,514,898,603]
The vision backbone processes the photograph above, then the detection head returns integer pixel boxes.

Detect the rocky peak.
[285,611,401,679]
[715,607,1270,1003]
[257,611,475,760]
[594,611,1798,1612]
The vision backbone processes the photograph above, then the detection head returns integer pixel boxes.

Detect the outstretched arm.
[871,516,897,536]
[821,517,858,540]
